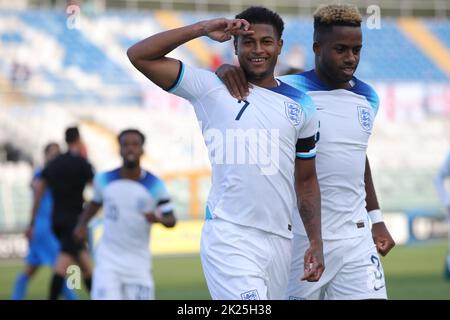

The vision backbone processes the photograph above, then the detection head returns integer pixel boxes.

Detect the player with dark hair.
[74,129,176,300]
[216,4,395,299]
[31,126,95,299]
[12,143,78,300]
[128,6,324,299]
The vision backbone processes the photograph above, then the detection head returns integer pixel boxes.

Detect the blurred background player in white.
[127,6,324,300]
[216,4,395,300]
[12,143,78,300]
[74,129,176,300]
[435,150,450,279]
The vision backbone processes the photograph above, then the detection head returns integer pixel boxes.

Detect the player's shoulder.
[174,62,223,88]
[352,76,380,110]
[271,79,316,115]
[33,167,44,180]
[94,167,121,186]
[141,170,163,186]
[141,170,168,195]
[279,70,326,92]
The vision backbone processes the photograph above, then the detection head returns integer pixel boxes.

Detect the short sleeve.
[154,180,174,215]
[91,174,103,204]
[84,160,94,182]
[167,61,222,102]
[298,94,319,140]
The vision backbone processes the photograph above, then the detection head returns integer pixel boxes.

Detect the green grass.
[1,242,449,300]
[382,241,450,299]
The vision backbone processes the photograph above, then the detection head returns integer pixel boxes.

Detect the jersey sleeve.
[167,61,222,102]
[154,180,174,216]
[84,160,95,182]
[296,94,318,159]
[91,173,103,205]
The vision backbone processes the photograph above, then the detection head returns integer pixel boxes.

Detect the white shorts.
[200,218,292,300]
[286,232,387,300]
[92,265,155,300]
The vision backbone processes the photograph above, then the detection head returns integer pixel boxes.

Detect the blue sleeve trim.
[167,60,185,93]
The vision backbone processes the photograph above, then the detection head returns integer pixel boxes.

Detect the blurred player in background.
[31,127,95,299]
[435,150,450,279]
[74,129,176,300]
[12,143,78,300]
[128,6,324,299]
[216,4,395,299]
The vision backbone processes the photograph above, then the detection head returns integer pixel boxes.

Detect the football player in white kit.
[127,6,325,300]
[74,129,176,300]
[216,4,395,299]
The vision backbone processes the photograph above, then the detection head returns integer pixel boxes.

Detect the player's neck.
[248,75,278,88]
[120,166,141,180]
[314,67,352,90]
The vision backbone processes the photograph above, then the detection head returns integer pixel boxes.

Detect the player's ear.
[277,39,283,55]
[313,41,321,56]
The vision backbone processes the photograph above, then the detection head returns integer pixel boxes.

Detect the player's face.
[315,25,362,86]
[120,133,143,169]
[45,145,60,163]
[235,23,282,83]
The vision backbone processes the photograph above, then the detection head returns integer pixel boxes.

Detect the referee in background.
[30,126,94,299]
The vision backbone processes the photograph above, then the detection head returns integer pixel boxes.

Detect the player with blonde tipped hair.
[216,4,395,300]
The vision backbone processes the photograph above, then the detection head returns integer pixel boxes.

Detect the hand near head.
[201,18,253,43]
[302,241,325,282]
[372,222,395,256]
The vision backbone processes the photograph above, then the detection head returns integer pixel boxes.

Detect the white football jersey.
[92,168,172,276]
[281,70,380,240]
[170,62,318,239]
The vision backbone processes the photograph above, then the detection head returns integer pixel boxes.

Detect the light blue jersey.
[26,169,60,266]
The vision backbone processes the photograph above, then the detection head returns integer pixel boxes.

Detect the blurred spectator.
[277,45,305,76]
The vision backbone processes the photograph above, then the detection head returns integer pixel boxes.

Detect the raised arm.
[294,158,324,282]
[127,18,252,90]
[365,155,395,256]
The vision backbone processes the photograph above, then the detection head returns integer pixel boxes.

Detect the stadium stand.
[0,5,449,233]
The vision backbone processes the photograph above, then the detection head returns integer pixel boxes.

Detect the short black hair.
[118,129,145,145]
[313,4,362,41]
[65,127,80,144]
[235,6,284,39]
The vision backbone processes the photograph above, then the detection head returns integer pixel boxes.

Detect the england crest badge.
[357,106,372,131]
[285,101,302,126]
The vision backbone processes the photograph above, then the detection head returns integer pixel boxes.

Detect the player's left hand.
[372,222,395,256]
[302,241,325,282]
